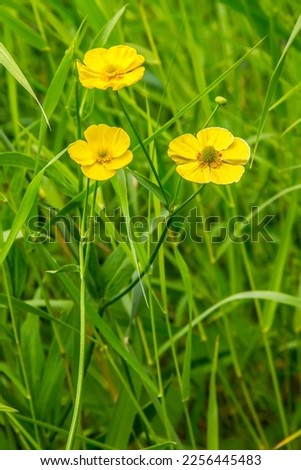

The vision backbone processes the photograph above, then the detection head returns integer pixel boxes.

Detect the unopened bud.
[215,96,227,106]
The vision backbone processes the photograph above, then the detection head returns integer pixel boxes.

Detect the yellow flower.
[77,45,145,91]
[67,124,133,181]
[168,127,250,184]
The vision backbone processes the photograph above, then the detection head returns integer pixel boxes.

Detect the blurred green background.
[0,0,301,450]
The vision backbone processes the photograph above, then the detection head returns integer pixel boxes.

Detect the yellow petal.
[77,62,109,90]
[107,45,144,70]
[197,127,234,151]
[102,126,130,157]
[68,141,96,165]
[210,163,245,184]
[81,163,116,181]
[176,162,211,183]
[168,134,200,163]
[84,124,103,150]
[106,150,133,170]
[124,56,145,72]
[83,48,108,72]
[110,67,145,90]
[220,137,250,165]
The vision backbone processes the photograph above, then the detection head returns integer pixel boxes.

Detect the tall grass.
[1,0,301,450]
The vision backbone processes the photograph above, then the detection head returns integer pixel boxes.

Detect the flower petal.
[210,163,245,184]
[110,67,145,90]
[77,62,109,90]
[176,162,211,183]
[124,56,145,72]
[107,45,144,71]
[68,140,96,165]
[197,127,234,151]
[84,124,103,150]
[102,126,130,157]
[168,134,200,163]
[83,48,108,72]
[106,150,133,170]
[220,137,250,165]
[81,163,116,181]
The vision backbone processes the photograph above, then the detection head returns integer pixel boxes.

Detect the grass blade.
[251,15,301,165]
[207,336,220,450]
[0,42,49,127]
[0,148,66,265]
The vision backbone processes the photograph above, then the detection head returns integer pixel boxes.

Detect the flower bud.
[215,96,227,106]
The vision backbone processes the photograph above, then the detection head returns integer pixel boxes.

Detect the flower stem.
[116,92,169,207]
[202,104,220,129]
[100,184,206,315]
[75,78,82,140]
[65,178,90,450]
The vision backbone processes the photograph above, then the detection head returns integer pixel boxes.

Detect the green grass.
[1,0,301,450]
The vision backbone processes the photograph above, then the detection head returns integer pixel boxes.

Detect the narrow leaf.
[0,404,19,413]
[174,248,193,401]
[0,43,49,127]
[0,148,66,265]
[133,37,266,151]
[128,169,172,205]
[252,15,301,165]
[207,336,220,450]
[46,264,80,274]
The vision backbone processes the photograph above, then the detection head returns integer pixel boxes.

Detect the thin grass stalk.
[2,264,41,448]
[65,179,90,450]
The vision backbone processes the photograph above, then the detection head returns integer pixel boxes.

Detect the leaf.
[0,7,48,50]
[46,264,80,274]
[0,362,28,398]
[133,37,266,151]
[0,147,66,265]
[38,46,74,145]
[0,404,19,414]
[105,386,139,448]
[20,315,45,403]
[207,336,220,450]
[104,259,135,300]
[145,442,177,450]
[0,294,76,330]
[0,43,49,126]
[174,248,193,401]
[56,181,99,217]
[0,151,77,197]
[128,168,172,205]
[159,291,301,356]
[90,4,128,48]
[251,15,301,165]
[88,310,158,395]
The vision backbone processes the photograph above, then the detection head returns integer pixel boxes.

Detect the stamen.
[97,150,112,164]
[197,146,222,169]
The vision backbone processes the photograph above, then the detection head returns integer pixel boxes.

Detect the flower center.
[104,64,123,78]
[97,150,112,164]
[197,146,222,169]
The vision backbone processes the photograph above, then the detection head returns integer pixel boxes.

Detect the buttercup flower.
[77,45,145,91]
[68,124,133,181]
[168,127,250,184]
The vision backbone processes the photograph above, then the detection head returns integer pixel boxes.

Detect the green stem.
[84,182,98,274]
[116,92,169,207]
[173,177,182,205]
[2,264,41,448]
[100,184,206,315]
[202,104,220,129]
[65,179,91,450]
[75,78,82,140]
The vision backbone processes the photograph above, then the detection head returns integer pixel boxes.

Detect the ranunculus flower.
[168,127,250,184]
[77,45,145,91]
[68,124,133,181]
